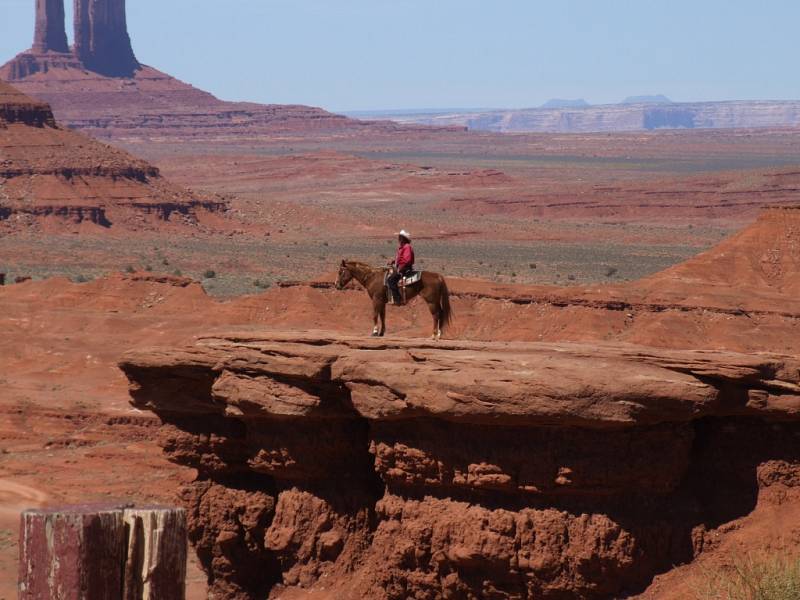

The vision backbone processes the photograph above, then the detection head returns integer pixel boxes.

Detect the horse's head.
[335,260,354,290]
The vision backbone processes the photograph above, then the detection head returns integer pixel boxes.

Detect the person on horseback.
[387,229,415,305]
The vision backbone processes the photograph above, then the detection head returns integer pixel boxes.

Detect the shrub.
[529,263,537,269]
[125,265,135,273]
[694,553,800,600]
[73,274,89,283]
[173,269,182,277]
[144,264,153,272]
[162,258,169,266]
[203,270,216,279]
[605,267,618,278]
[253,280,271,289]
[567,274,576,281]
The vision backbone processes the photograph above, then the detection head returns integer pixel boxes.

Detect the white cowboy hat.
[396,230,411,240]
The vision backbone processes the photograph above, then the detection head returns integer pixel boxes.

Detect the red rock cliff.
[121,332,800,599]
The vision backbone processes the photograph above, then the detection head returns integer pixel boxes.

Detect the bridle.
[335,264,351,290]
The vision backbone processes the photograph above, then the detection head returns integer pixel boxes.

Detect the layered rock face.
[0,79,226,231]
[121,332,800,599]
[74,0,140,76]
[33,0,70,53]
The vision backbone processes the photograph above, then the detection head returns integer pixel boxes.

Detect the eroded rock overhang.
[119,332,800,599]
[122,332,800,428]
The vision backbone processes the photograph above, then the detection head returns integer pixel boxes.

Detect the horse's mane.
[344,260,384,272]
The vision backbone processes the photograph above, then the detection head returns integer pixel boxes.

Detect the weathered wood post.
[19,505,125,599]
[123,506,187,600]
[19,504,186,600]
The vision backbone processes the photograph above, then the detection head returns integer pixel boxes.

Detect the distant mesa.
[620,95,673,105]
[540,98,591,109]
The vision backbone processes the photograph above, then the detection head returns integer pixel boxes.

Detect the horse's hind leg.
[427,301,441,341]
[379,302,386,337]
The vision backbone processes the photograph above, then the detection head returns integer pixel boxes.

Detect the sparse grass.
[203,270,216,279]
[0,529,14,549]
[694,553,800,600]
[0,231,716,298]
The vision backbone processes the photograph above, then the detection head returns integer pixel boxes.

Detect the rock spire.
[33,0,70,53]
[73,0,140,76]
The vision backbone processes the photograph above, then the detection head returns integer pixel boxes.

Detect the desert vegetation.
[694,554,800,600]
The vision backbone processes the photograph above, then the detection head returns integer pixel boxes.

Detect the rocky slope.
[121,332,800,599]
[384,101,800,133]
[0,78,226,231]
[0,62,444,143]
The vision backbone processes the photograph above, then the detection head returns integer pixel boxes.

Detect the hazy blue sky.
[1,0,797,111]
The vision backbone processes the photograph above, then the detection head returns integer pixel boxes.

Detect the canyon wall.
[33,0,70,53]
[121,332,800,599]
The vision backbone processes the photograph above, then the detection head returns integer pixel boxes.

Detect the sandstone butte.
[0,78,227,231]
[0,0,452,143]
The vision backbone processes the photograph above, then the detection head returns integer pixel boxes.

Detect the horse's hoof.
[371,332,380,337]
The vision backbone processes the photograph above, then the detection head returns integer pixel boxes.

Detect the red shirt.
[395,243,414,271]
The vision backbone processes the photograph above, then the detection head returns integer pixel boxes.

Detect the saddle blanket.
[400,272,422,286]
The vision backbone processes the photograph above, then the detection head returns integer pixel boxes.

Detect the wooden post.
[19,504,186,600]
[19,505,125,599]
[123,507,187,600]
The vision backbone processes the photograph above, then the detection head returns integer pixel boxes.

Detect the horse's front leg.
[371,298,382,337]
[379,301,386,337]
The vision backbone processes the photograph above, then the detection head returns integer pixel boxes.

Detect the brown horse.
[335,260,453,339]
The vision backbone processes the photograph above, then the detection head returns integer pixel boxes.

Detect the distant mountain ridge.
[360,99,800,133]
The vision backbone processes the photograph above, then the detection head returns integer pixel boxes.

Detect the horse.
[334,260,453,339]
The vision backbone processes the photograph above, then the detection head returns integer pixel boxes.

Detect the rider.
[388,229,414,304]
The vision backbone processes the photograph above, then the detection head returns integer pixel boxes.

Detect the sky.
[1,0,798,111]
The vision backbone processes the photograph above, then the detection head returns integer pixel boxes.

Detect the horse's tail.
[439,276,454,332]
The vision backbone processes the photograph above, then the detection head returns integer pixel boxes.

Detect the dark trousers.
[388,266,412,302]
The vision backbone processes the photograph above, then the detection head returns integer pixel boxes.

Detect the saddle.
[400,272,422,286]
[385,270,421,305]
